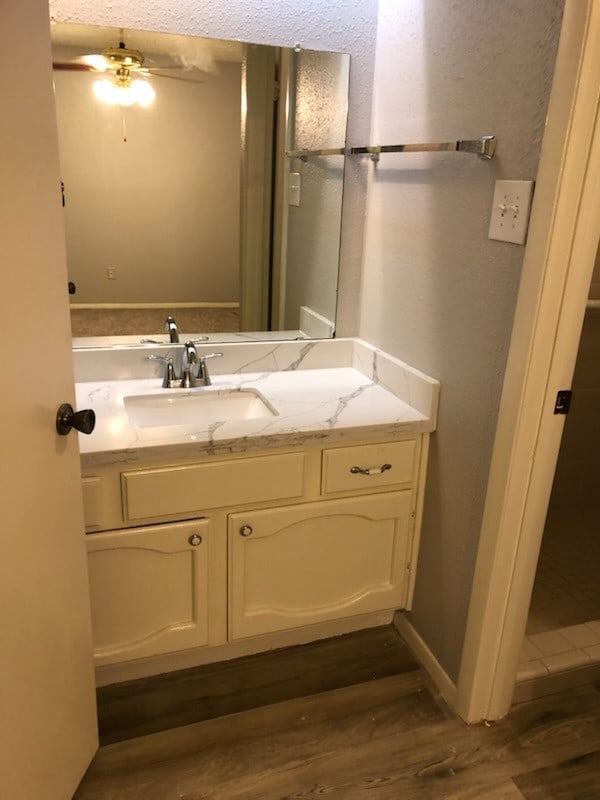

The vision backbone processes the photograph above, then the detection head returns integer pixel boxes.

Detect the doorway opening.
[515,245,600,700]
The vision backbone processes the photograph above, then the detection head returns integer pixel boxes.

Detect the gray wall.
[358,0,565,680]
[49,0,380,331]
[54,54,240,304]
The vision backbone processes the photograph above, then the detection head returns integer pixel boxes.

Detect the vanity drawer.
[321,439,418,495]
[122,452,306,522]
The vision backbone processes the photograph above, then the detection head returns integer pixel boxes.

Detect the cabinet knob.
[188,534,202,546]
[239,525,253,537]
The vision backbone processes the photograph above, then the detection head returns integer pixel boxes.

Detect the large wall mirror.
[50,23,350,347]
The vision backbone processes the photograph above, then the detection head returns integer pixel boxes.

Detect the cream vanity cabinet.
[82,436,427,668]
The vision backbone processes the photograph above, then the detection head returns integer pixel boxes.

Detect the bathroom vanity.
[74,338,438,683]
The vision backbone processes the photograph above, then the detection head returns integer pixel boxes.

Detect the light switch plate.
[488,179,534,245]
[288,172,301,206]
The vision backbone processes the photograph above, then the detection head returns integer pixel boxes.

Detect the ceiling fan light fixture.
[93,75,155,107]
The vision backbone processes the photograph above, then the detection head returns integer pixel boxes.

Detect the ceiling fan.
[52,35,206,107]
[52,37,205,85]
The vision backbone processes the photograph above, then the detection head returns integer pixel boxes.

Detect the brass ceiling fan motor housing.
[103,44,144,72]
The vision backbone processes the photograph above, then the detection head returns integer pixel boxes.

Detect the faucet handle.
[195,352,223,387]
[145,354,180,388]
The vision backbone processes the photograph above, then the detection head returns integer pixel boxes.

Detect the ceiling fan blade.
[52,53,111,72]
[52,62,96,72]
[80,54,111,71]
[145,69,205,83]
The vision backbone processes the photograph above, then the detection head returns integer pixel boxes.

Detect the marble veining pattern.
[74,339,439,467]
[77,368,431,467]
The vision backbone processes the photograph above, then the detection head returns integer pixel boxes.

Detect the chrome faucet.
[146,343,223,388]
[181,341,199,388]
[182,341,223,387]
[164,315,179,343]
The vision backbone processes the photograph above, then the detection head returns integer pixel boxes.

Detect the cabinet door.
[229,492,413,639]
[86,519,210,665]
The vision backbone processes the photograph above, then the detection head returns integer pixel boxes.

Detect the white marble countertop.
[75,339,439,467]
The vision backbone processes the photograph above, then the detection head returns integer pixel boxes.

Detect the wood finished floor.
[76,626,600,799]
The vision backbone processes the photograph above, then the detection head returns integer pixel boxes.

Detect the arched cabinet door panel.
[87,518,210,665]
[229,492,414,639]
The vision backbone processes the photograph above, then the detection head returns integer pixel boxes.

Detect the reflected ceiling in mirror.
[50,23,350,348]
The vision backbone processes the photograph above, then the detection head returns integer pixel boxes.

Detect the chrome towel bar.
[351,135,496,161]
[286,147,345,159]
[286,135,496,161]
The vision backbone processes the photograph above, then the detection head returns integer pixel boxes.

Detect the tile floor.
[527,505,600,634]
[518,504,600,682]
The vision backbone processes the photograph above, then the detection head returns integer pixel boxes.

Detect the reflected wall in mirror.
[50,23,349,347]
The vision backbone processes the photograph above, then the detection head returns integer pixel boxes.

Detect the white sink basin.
[123,388,276,428]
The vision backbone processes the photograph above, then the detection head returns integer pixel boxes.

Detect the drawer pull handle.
[239,525,253,537]
[188,534,203,546]
[350,463,392,476]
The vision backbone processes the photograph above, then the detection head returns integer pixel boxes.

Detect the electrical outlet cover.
[488,179,534,245]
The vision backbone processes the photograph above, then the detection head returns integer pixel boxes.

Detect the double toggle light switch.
[488,179,534,245]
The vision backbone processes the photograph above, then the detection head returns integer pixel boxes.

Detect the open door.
[0,1,98,798]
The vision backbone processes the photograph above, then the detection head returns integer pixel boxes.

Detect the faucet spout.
[181,344,224,387]
[164,315,179,343]
[181,341,198,388]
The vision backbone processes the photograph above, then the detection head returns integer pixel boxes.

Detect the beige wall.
[359,0,565,680]
[54,53,241,304]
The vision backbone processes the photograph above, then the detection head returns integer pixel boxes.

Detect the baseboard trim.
[393,611,458,710]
